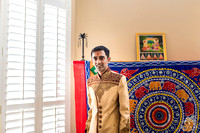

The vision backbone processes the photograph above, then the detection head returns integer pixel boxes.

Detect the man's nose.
[97,58,101,63]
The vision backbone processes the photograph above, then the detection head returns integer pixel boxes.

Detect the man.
[85,46,130,133]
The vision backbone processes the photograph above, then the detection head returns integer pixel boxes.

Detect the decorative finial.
[78,33,88,61]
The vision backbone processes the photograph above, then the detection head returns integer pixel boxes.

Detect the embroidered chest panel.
[87,71,123,100]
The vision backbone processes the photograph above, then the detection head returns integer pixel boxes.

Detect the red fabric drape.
[73,61,87,133]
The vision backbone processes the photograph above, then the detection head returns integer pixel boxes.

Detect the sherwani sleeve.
[118,76,130,133]
[85,84,92,133]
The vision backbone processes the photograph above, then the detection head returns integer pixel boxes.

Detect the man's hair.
[91,45,110,57]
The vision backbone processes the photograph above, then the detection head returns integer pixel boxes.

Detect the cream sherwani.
[86,68,130,133]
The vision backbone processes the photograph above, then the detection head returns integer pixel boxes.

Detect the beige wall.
[74,0,200,61]
[70,0,200,132]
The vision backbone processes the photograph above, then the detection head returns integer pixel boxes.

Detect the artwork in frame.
[136,33,167,61]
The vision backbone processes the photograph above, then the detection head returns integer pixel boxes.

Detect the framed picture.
[136,33,167,61]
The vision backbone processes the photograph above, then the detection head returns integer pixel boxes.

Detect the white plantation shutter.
[5,0,37,132]
[1,0,69,132]
[6,109,35,133]
[42,106,65,133]
[42,3,66,133]
[7,0,37,105]
[43,4,66,102]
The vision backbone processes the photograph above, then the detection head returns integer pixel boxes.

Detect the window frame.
[0,0,72,132]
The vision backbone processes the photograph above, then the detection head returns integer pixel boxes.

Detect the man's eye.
[93,57,97,61]
[99,56,105,60]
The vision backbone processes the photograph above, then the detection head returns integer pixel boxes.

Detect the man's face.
[91,50,111,75]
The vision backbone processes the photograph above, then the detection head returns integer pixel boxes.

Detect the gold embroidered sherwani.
[86,68,130,133]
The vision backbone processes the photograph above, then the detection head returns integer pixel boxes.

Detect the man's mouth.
[96,64,102,68]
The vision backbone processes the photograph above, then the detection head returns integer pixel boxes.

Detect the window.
[0,0,71,132]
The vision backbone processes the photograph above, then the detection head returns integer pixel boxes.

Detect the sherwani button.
[99,106,102,109]
[99,125,102,128]
[99,120,102,123]
[99,111,102,113]
[99,115,102,118]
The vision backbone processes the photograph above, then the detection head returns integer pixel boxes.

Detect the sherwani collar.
[97,67,111,80]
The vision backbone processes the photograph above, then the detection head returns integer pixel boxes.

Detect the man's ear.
[108,57,111,62]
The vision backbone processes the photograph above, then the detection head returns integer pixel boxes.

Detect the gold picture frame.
[136,33,167,61]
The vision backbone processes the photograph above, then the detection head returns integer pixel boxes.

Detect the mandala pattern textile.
[108,61,200,133]
[74,60,200,133]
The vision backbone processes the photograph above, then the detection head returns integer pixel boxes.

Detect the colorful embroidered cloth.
[74,61,200,133]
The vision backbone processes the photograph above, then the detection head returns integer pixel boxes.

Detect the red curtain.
[73,61,87,133]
